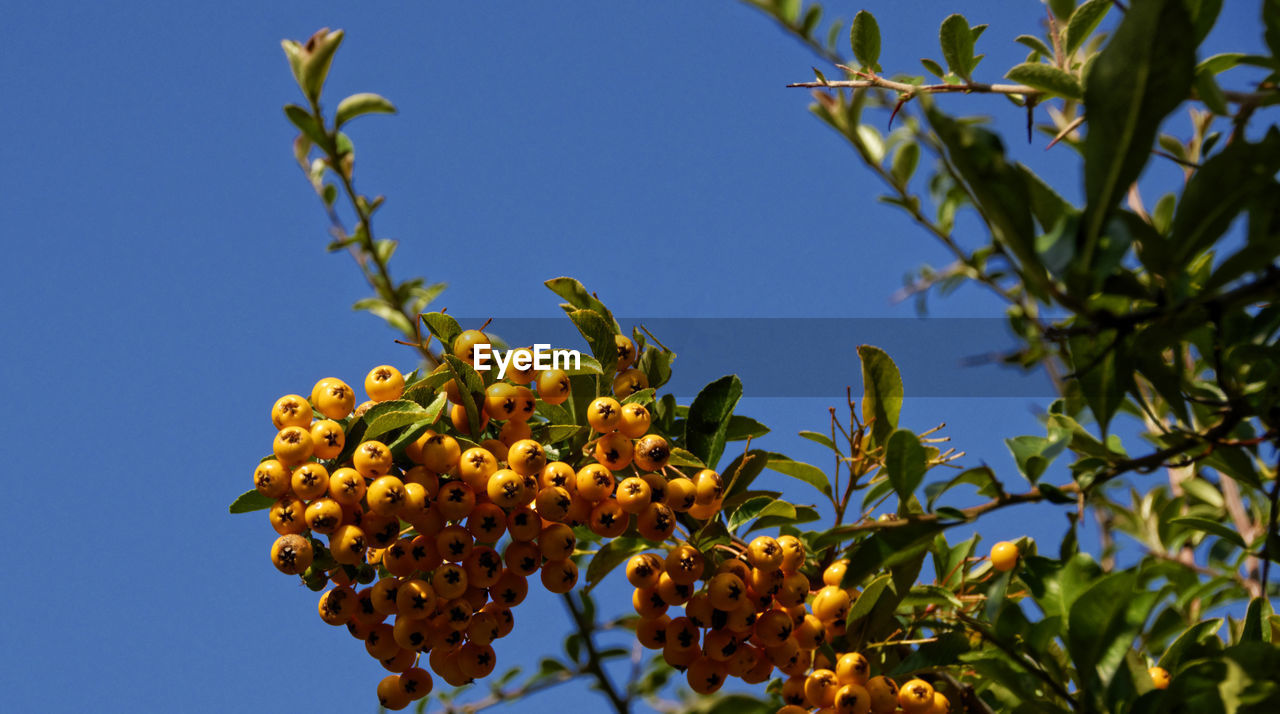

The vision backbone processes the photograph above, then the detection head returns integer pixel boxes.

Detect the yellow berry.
[991,541,1019,572]
[364,365,405,402]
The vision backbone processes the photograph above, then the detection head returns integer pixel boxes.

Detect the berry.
[535,368,571,405]
[353,440,393,478]
[272,426,314,465]
[835,683,873,714]
[991,541,1019,572]
[612,368,649,399]
[899,678,935,713]
[633,434,671,471]
[312,378,356,420]
[309,419,345,459]
[587,397,623,433]
[452,330,490,364]
[271,394,313,429]
[364,365,405,402]
[254,459,290,499]
[866,676,899,714]
[376,674,411,711]
[271,534,313,575]
[615,335,636,370]
[593,432,633,470]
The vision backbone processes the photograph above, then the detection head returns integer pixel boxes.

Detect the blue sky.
[0,1,1270,712]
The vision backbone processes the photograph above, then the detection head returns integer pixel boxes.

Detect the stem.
[562,593,629,713]
[430,669,579,714]
[957,612,1078,710]
[836,485,1076,536]
[789,71,1275,106]
[309,99,438,368]
[1261,462,1280,594]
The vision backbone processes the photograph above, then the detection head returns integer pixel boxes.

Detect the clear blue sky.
[0,1,1267,712]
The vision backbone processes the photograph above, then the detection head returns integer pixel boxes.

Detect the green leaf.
[620,388,655,406]
[442,355,485,436]
[1005,63,1083,100]
[920,58,946,78]
[891,632,972,676]
[1067,571,1152,690]
[1069,329,1132,435]
[726,496,795,532]
[1170,133,1280,265]
[1004,431,1069,484]
[763,453,832,498]
[939,14,975,80]
[925,466,1003,510]
[800,5,822,37]
[334,92,396,127]
[725,414,770,441]
[567,310,618,380]
[283,104,329,147]
[387,415,442,461]
[891,142,920,186]
[985,568,1013,623]
[667,447,705,469]
[637,347,673,389]
[1267,0,1280,60]
[850,10,881,70]
[900,584,964,610]
[1241,597,1270,643]
[798,430,840,452]
[334,131,354,158]
[545,277,618,331]
[363,399,431,440]
[1021,552,1103,622]
[1186,0,1223,44]
[935,506,970,521]
[1081,0,1195,255]
[1065,0,1112,55]
[885,429,928,501]
[403,367,453,405]
[1168,516,1247,549]
[923,105,1045,298]
[229,489,275,514]
[1048,0,1075,20]
[1197,52,1247,75]
[300,29,343,102]
[684,375,743,469]
[584,537,650,591]
[542,425,584,444]
[1019,165,1076,235]
[846,573,893,624]
[1194,68,1229,115]
[858,345,903,449]
[750,505,820,533]
[420,312,463,353]
[1015,35,1054,58]
[564,354,605,376]
[351,297,411,334]
[833,521,948,583]
[1157,618,1222,671]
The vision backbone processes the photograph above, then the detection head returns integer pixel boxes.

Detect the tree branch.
[562,593,629,713]
[789,67,1276,106]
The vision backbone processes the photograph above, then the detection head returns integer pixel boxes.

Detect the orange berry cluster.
[776,669,950,714]
[252,329,715,708]
[627,543,953,714]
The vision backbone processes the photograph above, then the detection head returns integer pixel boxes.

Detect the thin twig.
[789,71,1275,106]
[562,593,629,713]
